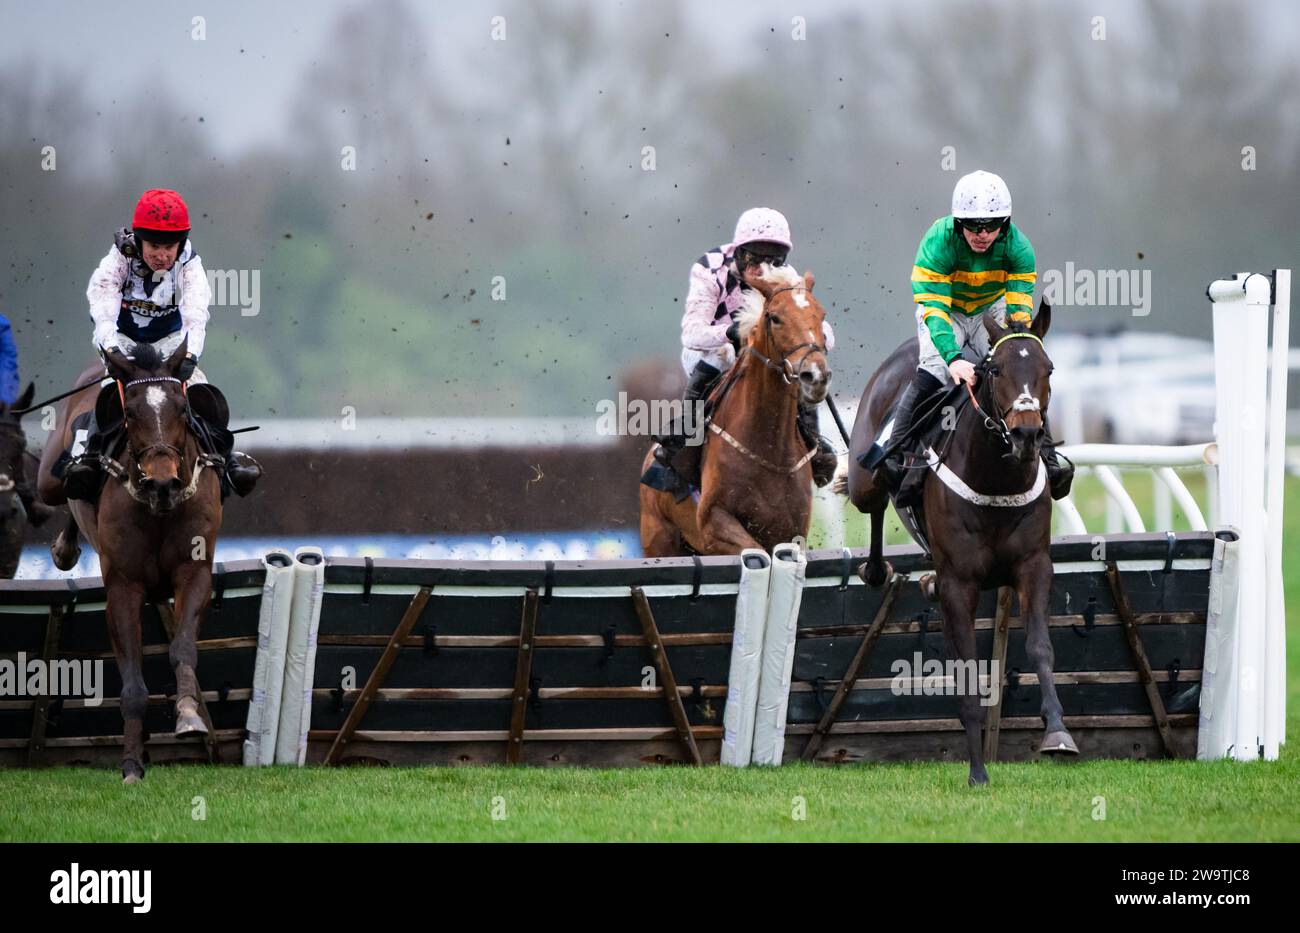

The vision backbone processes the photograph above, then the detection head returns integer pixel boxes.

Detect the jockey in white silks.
[60,188,262,502]
[649,207,838,490]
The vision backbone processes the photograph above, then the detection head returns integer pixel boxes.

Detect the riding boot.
[207,425,262,498]
[1040,414,1074,500]
[796,402,838,487]
[653,361,721,484]
[62,411,106,503]
[872,370,943,507]
[226,451,263,497]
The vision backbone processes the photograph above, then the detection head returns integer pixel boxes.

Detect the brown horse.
[36,338,222,783]
[641,267,831,555]
[845,301,1076,785]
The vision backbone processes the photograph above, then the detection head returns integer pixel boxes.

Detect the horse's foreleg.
[860,503,892,586]
[698,505,763,555]
[170,559,213,737]
[50,511,81,572]
[105,581,148,783]
[939,577,987,785]
[1020,555,1078,756]
[640,488,682,557]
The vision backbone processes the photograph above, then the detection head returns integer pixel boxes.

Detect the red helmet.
[132,189,190,245]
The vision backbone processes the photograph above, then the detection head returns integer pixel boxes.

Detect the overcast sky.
[3,0,1233,159]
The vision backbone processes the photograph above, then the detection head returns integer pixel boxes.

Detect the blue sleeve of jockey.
[0,316,18,406]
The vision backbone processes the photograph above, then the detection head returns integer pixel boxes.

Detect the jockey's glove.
[177,354,198,382]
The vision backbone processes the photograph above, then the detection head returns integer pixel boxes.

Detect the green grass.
[1,477,1297,842]
[1,755,1297,842]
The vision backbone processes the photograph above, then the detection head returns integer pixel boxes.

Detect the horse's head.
[981,299,1053,465]
[0,383,34,523]
[103,337,194,514]
[736,266,831,404]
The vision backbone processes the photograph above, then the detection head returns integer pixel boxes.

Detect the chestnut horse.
[641,267,831,555]
[844,301,1076,785]
[36,338,222,783]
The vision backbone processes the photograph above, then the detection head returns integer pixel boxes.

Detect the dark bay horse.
[0,383,38,577]
[641,267,831,555]
[36,338,223,783]
[845,300,1076,785]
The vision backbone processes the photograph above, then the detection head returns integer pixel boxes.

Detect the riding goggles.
[956,217,1007,234]
[736,246,789,268]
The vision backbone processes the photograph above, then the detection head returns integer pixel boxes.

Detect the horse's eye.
[987,365,1000,376]
[769,316,782,326]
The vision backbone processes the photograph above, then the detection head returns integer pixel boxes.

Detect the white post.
[1207,272,1271,760]
[1264,269,1290,756]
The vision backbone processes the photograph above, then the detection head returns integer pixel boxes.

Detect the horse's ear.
[103,345,134,381]
[165,334,190,376]
[14,382,34,412]
[983,309,1009,348]
[1031,298,1052,339]
[803,269,815,291]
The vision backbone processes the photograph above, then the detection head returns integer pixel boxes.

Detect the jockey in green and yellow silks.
[862,170,1072,507]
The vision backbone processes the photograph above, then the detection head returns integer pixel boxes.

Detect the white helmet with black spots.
[733,207,792,250]
[951,170,1012,220]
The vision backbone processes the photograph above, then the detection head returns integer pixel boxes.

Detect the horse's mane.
[126,343,165,373]
[735,265,805,343]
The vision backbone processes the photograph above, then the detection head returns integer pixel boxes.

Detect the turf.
[1,752,1298,842]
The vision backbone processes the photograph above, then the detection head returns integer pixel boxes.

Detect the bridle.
[966,332,1049,450]
[702,284,829,474]
[106,375,220,507]
[741,285,827,388]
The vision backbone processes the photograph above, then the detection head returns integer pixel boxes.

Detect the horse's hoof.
[176,716,208,738]
[1039,731,1079,756]
[123,773,143,785]
[175,698,208,738]
[968,770,989,787]
[919,573,939,602]
[50,536,80,572]
[856,560,893,587]
[122,760,145,784]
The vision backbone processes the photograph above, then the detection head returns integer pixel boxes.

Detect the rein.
[900,330,1053,492]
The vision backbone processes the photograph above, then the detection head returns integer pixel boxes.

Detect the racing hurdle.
[0,534,1217,767]
[0,270,1288,768]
